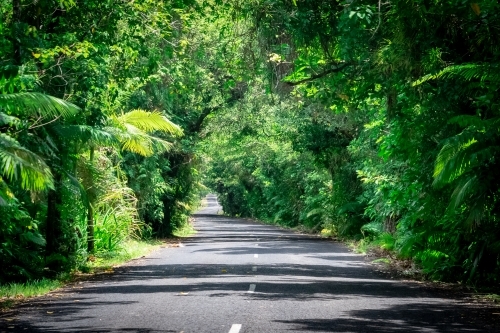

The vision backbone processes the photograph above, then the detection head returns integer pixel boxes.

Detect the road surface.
[1,194,499,332]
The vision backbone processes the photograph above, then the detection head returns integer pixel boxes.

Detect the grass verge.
[0,278,63,308]
[347,238,372,254]
[172,219,197,238]
[0,239,162,309]
[82,239,162,273]
[0,226,200,310]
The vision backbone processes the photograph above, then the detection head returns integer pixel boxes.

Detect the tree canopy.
[1,0,499,286]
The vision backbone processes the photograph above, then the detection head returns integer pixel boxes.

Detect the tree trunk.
[386,87,398,119]
[161,197,174,237]
[12,0,22,65]
[384,215,397,234]
[87,147,95,253]
[87,205,94,253]
[45,172,63,256]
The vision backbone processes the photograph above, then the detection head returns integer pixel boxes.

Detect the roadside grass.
[475,293,500,304]
[0,279,63,306]
[0,239,162,309]
[347,238,373,254]
[0,221,200,310]
[173,220,197,237]
[82,239,163,272]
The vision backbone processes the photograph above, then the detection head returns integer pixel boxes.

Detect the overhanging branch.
[284,63,350,86]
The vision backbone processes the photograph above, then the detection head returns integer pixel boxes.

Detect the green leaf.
[0,92,80,119]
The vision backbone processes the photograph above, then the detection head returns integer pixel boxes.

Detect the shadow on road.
[5,258,500,332]
[2,199,499,332]
[275,301,498,332]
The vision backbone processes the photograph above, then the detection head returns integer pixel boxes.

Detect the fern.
[413,63,500,86]
[433,132,479,186]
[447,114,500,129]
[434,128,498,187]
[433,111,500,226]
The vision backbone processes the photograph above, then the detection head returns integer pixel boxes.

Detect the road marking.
[254,254,258,258]
[248,284,256,293]
[255,244,259,246]
[252,266,257,272]
[228,324,242,333]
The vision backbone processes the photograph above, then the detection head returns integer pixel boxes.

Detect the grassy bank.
[1,239,163,309]
[80,239,163,273]
[1,218,198,309]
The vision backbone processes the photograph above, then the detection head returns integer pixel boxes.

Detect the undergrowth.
[0,239,162,309]
[81,239,162,272]
[172,221,197,238]
[0,221,200,310]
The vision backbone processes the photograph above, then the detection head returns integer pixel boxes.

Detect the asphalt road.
[1,194,499,332]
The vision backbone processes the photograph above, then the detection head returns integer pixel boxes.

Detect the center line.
[248,284,256,293]
[254,254,258,258]
[252,266,257,272]
[228,324,242,333]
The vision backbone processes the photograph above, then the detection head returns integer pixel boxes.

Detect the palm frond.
[105,109,180,157]
[149,135,174,153]
[117,124,175,157]
[0,133,53,191]
[436,143,498,186]
[466,193,487,227]
[449,175,479,210]
[448,115,487,128]
[65,171,89,209]
[0,111,20,126]
[413,63,500,86]
[0,176,14,206]
[118,109,183,136]
[54,125,118,146]
[118,124,155,157]
[0,92,80,119]
[433,133,478,186]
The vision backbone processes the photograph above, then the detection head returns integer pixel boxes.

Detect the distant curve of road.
[1,194,499,332]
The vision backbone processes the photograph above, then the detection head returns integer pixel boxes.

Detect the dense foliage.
[0,0,226,282]
[202,0,500,285]
[1,0,499,286]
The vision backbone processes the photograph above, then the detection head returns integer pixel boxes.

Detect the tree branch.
[189,106,219,134]
[284,63,350,86]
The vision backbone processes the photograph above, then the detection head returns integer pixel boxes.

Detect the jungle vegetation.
[1,0,499,286]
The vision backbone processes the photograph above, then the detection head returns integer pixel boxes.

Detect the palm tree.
[68,108,183,252]
[0,92,80,205]
[109,109,183,156]
[1,91,183,252]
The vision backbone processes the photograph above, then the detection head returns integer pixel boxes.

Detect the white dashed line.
[248,284,256,293]
[254,254,258,258]
[228,324,242,333]
[252,266,257,272]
